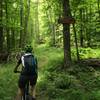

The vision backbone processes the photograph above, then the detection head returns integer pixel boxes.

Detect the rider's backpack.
[21,53,37,75]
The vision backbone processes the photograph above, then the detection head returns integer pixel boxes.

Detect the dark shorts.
[18,74,37,88]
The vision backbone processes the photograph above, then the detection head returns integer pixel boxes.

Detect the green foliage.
[36,46,100,100]
[0,63,18,100]
[1,0,100,99]
[55,74,71,89]
[39,62,100,99]
[1,0,100,53]
[90,90,100,100]
[71,47,100,59]
[0,46,100,100]
[79,47,94,58]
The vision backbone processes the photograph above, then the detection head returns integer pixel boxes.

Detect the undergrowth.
[71,47,100,59]
[0,63,18,100]
[36,46,100,100]
[0,45,100,100]
[37,60,100,100]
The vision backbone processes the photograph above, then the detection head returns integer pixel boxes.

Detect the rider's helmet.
[25,45,33,53]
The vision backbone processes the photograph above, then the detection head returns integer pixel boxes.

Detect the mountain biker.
[14,45,38,100]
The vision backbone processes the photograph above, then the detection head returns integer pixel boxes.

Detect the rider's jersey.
[17,53,38,76]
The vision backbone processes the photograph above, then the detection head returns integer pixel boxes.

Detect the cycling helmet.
[25,45,33,53]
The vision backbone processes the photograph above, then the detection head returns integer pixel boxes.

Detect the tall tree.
[19,0,24,48]
[46,1,56,46]
[62,0,71,67]
[80,8,84,47]
[34,0,40,43]
[5,0,10,52]
[23,0,31,45]
[86,5,91,47]
[0,0,3,52]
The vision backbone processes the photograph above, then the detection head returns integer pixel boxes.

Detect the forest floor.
[0,46,100,100]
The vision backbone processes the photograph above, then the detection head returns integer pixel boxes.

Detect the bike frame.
[23,81,29,100]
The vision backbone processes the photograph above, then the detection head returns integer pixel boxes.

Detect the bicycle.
[15,71,33,100]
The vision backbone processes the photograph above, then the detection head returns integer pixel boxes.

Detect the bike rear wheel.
[21,79,35,100]
[22,95,34,100]
[22,81,29,100]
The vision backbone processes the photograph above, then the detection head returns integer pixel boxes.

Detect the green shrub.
[71,47,100,59]
[37,79,48,91]
[55,74,71,89]
[0,63,18,100]
[79,48,97,58]
[66,89,87,100]
[88,90,100,100]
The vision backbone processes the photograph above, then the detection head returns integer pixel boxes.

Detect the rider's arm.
[14,58,21,73]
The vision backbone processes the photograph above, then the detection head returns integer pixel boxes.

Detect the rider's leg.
[15,88,24,100]
[30,75,37,98]
[17,75,27,99]
[18,88,24,95]
[30,85,36,98]
[16,88,24,100]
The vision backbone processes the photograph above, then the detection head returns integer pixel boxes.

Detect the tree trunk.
[19,0,23,48]
[48,6,56,46]
[6,1,10,52]
[73,24,80,61]
[86,6,91,47]
[0,0,3,52]
[35,0,40,43]
[80,9,84,47]
[11,28,15,49]
[23,0,31,45]
[62,0,71,67]
[44,1,56,46]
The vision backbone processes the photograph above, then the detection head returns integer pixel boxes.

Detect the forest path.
[14,47,59,100]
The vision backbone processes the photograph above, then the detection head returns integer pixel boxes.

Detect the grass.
[0,45,100,100]
[71,47,100,59]
[0,45,63,100]
[0,63,18,100]
[36,46,100,100]
[37,63,100,100]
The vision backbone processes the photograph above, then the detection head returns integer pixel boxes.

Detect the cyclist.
[14,45,38,100]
